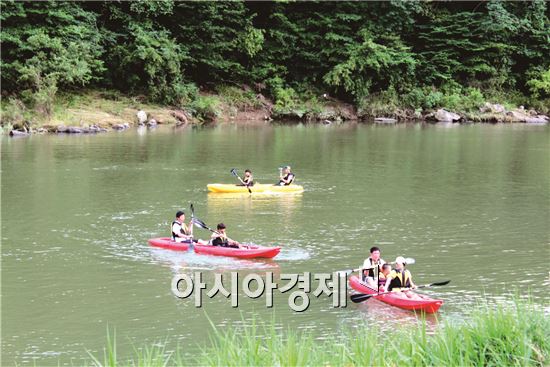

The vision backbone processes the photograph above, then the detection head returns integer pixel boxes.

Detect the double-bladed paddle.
[336,257,416,277]
[230,168,252,194]
[350,280,451,303]
[191,211,245,248]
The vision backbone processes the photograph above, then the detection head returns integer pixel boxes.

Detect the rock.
[506,110,530,122]
[525,115,549,124]
[123,122,130,129]
[435,109,461,122]
[147,119,157,128]
[89,125,100,133]
[527,109,538,116]
[136,110,148,124]
[35,128,48,134]
[322,120,332,125]
[9,130,29,137]
[66,126,83,133]
[112,124,126,130]
[480,103,506,114]
[374,117,397,124]
[171,110,188,124]
[56,125,68,133]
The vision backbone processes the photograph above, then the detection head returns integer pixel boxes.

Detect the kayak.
[148,237,191,251]
[148,237,280,259]
[207,183,304,194]
[349,275,444,313]
[193,243,281,259]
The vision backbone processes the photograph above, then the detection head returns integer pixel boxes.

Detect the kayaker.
[172,210,193,243]
[361,246,386,288]
[378,263,392,288]
[277,166,295,186]
[211,223,242,248]
[237,169,254,187]
[383,256,422,300]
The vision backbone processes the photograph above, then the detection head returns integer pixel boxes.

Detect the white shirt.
[362,257,386,278]
[172,221,189,243]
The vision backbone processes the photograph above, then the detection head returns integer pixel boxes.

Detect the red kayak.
[148,238,280,259]
[349,275,443,313]
[193,243,280,259]
[148,237,191,251]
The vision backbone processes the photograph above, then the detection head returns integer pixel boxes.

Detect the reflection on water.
[2,123,549,365]
[350,297,441,333]
[207,192,303,219]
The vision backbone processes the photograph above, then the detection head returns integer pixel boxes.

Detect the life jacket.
[279,173,295,186]
[172,220,190,241]
[388,269,412,291]
[212,234,229,247]
[363,258,384,278]
[243,176,254,186]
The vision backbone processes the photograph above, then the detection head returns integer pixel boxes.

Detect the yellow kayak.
[207,183,304,193]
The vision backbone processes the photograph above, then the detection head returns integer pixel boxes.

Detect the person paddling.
[361,246,386,288]
[277,166,295,186]
[237,169,254,187]
[172,210,194,243]
[383,256,423,300]
[210,223,242,248]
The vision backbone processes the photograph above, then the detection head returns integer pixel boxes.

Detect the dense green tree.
[1,1,548,111]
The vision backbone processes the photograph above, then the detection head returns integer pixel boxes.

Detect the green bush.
[0,97,27,126]
[217,85,261,110]
[189,95,221,123]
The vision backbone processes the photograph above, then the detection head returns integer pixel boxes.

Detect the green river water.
[2,123,549,365]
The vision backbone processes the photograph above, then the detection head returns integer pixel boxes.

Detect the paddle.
[188,203,195,249]
[336,258,416,277]
[192,217,246,248]
[350,280,451,303]
[230,168,252,194]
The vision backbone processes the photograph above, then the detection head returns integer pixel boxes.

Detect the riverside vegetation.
[89,299,548,366]
[1,1,549,134]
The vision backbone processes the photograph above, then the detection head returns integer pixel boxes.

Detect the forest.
[1,1,549,126]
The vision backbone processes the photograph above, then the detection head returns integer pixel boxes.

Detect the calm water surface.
[2,123,549,365]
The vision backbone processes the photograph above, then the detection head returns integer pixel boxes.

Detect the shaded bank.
[2,89,548,137]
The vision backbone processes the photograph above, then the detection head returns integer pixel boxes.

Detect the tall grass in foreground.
[92,300,549,366]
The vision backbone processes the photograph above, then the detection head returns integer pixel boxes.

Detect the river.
[2,122,549,365]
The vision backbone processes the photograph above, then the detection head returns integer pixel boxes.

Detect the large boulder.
[171,110,188,124]
[435,109,461,122]
[525,115,549,124]
[112,123,129,130]
[66,126,83,133]
[56,125,68,133]
[136,110,148,124]
[374,117,397,124]
[506,110,530,122]
[480,103,506,114]
[9,130,29,137]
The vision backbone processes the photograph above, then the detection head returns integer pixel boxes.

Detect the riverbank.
[1,88,548,137]
[90,299,548,366]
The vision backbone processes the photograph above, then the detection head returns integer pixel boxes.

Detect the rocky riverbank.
[2,90,548,137]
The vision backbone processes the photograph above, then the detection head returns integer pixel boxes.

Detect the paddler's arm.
[228,237,242,248]
[382,277,391,292]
